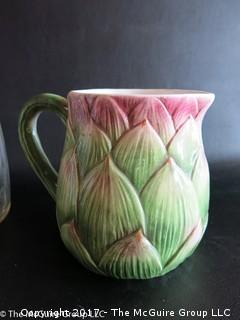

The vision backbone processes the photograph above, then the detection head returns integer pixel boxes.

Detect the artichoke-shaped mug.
[19,89,214,279]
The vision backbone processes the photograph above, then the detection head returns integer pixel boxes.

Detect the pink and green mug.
[19,89,215,279]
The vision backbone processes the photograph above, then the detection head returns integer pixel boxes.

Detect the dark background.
[0,0,240,318]
[1,0,240,172]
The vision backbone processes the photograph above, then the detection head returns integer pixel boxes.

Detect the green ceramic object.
[19,89,215,279]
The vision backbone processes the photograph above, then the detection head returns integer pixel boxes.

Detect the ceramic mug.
[19,89,215,279]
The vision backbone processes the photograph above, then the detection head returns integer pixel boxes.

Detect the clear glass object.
[0,124,10,222]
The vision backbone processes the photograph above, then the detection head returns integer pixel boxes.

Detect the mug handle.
[18,93,68,200]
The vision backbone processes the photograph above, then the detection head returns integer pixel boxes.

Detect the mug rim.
[70,88,215,98]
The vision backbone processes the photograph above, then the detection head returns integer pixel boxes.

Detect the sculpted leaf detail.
[161,96,198,129]
[99,230,162,279]
[61,222,103,275]
[160,97,178,114]
[53,91,215,279]
[128,98,175,144]
[197,95,215,112]
[56,124,78,226]
[91,96,129,143]
[113,96,142,115]
[191,149,210,224]
[162,219,203,275]
[168,117,201,175]
[76,156,146,262]
[68,93,91,132]
[195,107,210,135]
[63,121,75,153]
[112,120,167,191]
[56,148,79,226]
[172,96,198,129]
[141,158,200,266]
[76,120,112,176]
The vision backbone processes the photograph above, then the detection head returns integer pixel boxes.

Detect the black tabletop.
[0,161,239,319]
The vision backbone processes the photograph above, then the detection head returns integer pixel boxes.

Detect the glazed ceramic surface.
[19,89,215,279]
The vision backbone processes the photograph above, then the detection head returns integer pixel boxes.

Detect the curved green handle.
[18,93,68,200]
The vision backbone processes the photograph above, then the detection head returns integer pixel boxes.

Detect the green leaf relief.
[128,98,175,145]
[168,116,201,175]
[141,158,200,266]
[99,230,162,279]
[191,149,210,224]
[195,108,208,148]
[68,93,92,133]
[91,96,129,143]
[60,222,103,275]
[56,147,79,227]
[76,156,146,262]
[172,96,198,129]
[76,119,112,176]
[63,121,75,153]
[162,219,203,275]
[112,120,167,191]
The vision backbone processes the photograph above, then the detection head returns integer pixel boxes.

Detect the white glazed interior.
[71,88,214,97]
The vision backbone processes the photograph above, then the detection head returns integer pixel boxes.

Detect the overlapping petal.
[56,124,78,226]
[68,93,91,132]
[113,96,142,115]
[112,119,167,191]
[76,120,111,176]
[197,94,215,112]
[91,96,129,143]
[168,117,201,175]
[162,219,203,275]
[161,96,198,129]
[141,158,200,266]
[56,147,79,226]
[191,149,210,225]
[99,230,162,279]
[76,156,146,262]
[128,98,175,144]
[61,222,103,274]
